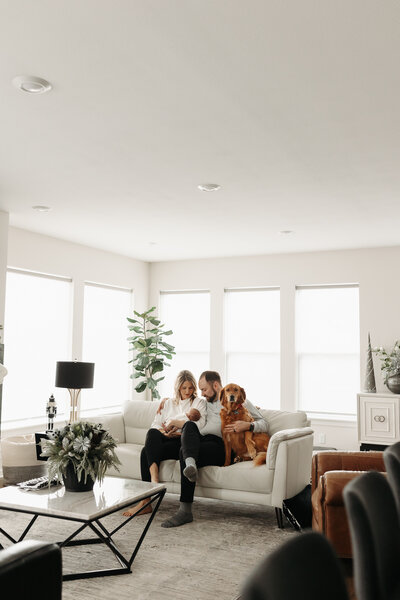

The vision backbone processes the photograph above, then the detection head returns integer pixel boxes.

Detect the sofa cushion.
[112,443,177,482]
[124,401,160,444]
[196,461,274,494]
[261,409,308,436]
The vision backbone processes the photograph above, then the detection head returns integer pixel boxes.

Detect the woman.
[123,369,206,516]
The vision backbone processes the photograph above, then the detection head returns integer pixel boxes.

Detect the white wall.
[150,246,400,450]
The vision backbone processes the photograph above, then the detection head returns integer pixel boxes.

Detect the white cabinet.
[358,392,400,448]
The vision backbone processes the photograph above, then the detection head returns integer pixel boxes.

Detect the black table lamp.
[55,361,95,423]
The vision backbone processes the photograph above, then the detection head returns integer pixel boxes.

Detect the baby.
[186,407,201,423]
[162,407,201,434]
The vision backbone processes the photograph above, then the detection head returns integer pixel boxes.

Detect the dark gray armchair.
[241,531,349,600]
[343,470,400,600]
[0,540,62,599]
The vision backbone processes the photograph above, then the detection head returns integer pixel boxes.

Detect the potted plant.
[40,421,121,492]
[373,341,400,394]
[127,306,175,400]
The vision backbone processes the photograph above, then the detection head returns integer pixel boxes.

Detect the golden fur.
[219,383,270,466]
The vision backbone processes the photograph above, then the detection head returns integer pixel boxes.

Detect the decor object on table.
[40,421,121,492]
[46,394,57,432]
[372,341,400,394]
[363,332,376,393]
[127,306,175,400]
[385,373,400,394]
[1,434,47,485]
[55,361,94,422]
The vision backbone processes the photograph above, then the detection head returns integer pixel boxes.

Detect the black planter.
[386,374,400,395]
[63,463,95,492]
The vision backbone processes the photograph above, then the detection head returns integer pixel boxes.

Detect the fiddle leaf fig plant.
[127,306,175,400]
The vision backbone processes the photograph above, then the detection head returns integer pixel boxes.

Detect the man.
[161,370,268,528]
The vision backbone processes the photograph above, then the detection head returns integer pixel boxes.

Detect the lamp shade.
[55,361,94,389]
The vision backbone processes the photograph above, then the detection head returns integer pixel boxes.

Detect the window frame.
[81,280,134,416]
[224,286,281,410]
[158,289,211,396]
[295,283,360,419]
[2,267,73,428]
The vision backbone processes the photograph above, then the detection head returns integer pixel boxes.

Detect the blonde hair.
[173,370,197,404]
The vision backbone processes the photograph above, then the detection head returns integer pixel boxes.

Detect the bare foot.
[123,500,152,517]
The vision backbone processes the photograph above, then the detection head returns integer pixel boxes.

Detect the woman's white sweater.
[151,396,207,431]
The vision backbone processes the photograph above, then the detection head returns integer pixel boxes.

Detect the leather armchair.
[311,451,385,558]
[0,540,62,599]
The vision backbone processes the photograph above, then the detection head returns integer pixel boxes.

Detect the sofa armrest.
[267,427,314,469]
[270,429,314,506]
[90,413,126,444]
[322,470,363,505]
[311,451,384,493]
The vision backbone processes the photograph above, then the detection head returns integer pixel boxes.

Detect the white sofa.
[99,401,314,524]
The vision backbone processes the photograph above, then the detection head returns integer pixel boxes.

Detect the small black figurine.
[46,394,57,432]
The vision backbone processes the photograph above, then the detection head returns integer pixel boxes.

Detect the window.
[296,285,360,416]
[159,291,210,397]
[82,283,133,414]
[3,269,72,424]
[225,288,280,409]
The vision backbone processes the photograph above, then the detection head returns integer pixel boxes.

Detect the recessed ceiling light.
[13,76,52,94]
[32,205,51,212]
[279,230,294,235]
[197,183,221,192]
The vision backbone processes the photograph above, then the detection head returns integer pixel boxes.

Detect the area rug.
[0,493,296,600]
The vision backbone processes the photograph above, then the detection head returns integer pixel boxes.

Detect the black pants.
[179,421,225,503]
[140,428,181,482]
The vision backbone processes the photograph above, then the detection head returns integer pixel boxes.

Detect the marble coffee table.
[0,476,166,580]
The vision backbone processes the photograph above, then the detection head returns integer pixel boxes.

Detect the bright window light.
[159,291,210,397]
[3,270,72,423]
[225,288,280,409]
[296,285,360,416]
[82,283,133,414]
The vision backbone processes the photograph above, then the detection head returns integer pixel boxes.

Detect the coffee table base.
[0,488,166,580]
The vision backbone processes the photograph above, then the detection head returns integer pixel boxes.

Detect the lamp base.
[68,388,81,423]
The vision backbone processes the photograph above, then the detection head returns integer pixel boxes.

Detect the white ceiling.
[1,1,400,262]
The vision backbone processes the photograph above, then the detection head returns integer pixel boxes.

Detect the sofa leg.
[275,507,284,528]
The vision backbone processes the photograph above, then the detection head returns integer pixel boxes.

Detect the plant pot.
[386,374,400,395]
[63,463,95,492]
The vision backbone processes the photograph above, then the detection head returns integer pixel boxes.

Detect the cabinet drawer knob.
[374,415,386,423]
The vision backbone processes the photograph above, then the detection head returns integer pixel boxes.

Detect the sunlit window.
[3,269,72,423]
[296,285,360,416]
[82,283,133,414]
[159,291,210,397]
[225,288,280,409]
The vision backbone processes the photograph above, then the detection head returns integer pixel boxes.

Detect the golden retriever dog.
[219,383,270,467]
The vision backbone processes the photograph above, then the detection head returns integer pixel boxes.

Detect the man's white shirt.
[200,398,268,438]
